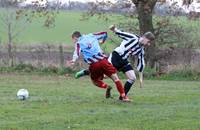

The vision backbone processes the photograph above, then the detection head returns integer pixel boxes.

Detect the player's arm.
[109,25,136,41]
[93,32,108,44]
[136,52,145,73]
[67,43,81,65]
[136,52,145,88]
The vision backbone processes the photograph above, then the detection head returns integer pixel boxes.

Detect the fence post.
[47,45,51,65]
[8,43,14,67]
[59,45,64,67]
[12,44,16,66]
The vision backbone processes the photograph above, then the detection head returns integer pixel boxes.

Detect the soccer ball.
[17,89,29,100]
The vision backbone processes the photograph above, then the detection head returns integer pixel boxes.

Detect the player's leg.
[89,62,112,98]
[109,73,130,102]
[124,70,136,95]
[91,79,112,98]
[110,52,132,101]
[121,64,136,96]
[101,59,130,102]
[75,69,90,79]
[91,79,107,88]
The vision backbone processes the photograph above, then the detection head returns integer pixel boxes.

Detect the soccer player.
[67,31,130,102]
[75,25,155,100]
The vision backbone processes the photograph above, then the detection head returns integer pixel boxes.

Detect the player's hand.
[66,60,75,67]
[98,39,104,44]
[109,25,116,32]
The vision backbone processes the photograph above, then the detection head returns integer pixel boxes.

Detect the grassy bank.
[0,10,200,48]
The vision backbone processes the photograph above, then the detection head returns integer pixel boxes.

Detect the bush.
[0,64,199,81]
[153,70,200,81]
[118,66,200,81]
[0,64,76,75]
[144,68,200,81]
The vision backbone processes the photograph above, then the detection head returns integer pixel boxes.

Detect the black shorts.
[111,51,133,73]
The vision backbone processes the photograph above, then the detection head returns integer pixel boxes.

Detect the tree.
[131,0,156,34]
[84,0,194,67]
[0,0,59,66]
[0,0,25,66]
[83,0,157,66]
[0,0,60,43]
[131,0,157,67]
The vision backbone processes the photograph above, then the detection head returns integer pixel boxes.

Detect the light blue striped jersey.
[72,32,107,64]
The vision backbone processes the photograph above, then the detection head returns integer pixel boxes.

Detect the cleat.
[75,70,85,79]
[119,95,131,102]
[122,96,131,102]
[105,86,112,98]
[119,96,123,100]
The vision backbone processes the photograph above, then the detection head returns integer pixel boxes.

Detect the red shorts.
[89,59,117,81]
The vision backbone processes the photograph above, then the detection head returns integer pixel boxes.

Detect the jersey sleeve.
[93,32,108,44]
[72,43,81,62]
[136,51,145,72]
[114,28,137,41]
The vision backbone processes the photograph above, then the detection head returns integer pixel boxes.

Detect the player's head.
[71,31,81,43]
[139,32,155,46]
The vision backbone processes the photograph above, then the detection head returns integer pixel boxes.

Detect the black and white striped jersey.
[113,28,145,72]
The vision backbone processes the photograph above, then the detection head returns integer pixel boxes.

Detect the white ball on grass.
[17,89,29,100]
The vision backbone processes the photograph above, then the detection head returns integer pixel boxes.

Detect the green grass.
[0,74,199,130]
[19,11,111,44]
[1,9,200,48]
[167,16,200,48]
[0,10,113,45]
[0,10,118,52]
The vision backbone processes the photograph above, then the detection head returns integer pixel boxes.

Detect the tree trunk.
[132,0,157,68]
[136,2,155,34]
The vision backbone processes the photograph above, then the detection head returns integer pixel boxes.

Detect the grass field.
[0,10,113,45]
[0,10,200,47]
[0,74,199,130]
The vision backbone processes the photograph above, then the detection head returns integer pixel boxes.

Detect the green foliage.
[154,16,200,48]
[151,70,200,81]
[142,67,200,81]
[0,64,200,81]
[0,64,75,75]
[14,64,36,72]
[0,74,199,130]
[0,10,199,50]
[0,10,111,45]
[57,67,76,75]
[0,64,35,73]
[143,66,157,78]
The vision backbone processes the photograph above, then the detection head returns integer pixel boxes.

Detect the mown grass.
[0,10,200,47]
[0,74,199,130]
[0,10,112,45]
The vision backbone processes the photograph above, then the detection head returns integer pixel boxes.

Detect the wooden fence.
[0,44,200,73]
[0,44,87,68]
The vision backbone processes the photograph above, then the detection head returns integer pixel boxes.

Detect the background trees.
[0,0,59,66]
[84,0,196,67]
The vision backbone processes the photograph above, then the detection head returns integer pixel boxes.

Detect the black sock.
[83,69,90,75]
[124,80,134,95]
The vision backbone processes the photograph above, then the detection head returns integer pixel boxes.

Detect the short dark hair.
[72,31,81,38]
[143,32,155,41]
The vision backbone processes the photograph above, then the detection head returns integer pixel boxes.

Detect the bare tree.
[130,0,157,67]
[0,0,26,66]
[83,0,157,67]
[0,0,60,66]
[83,0,194,67]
